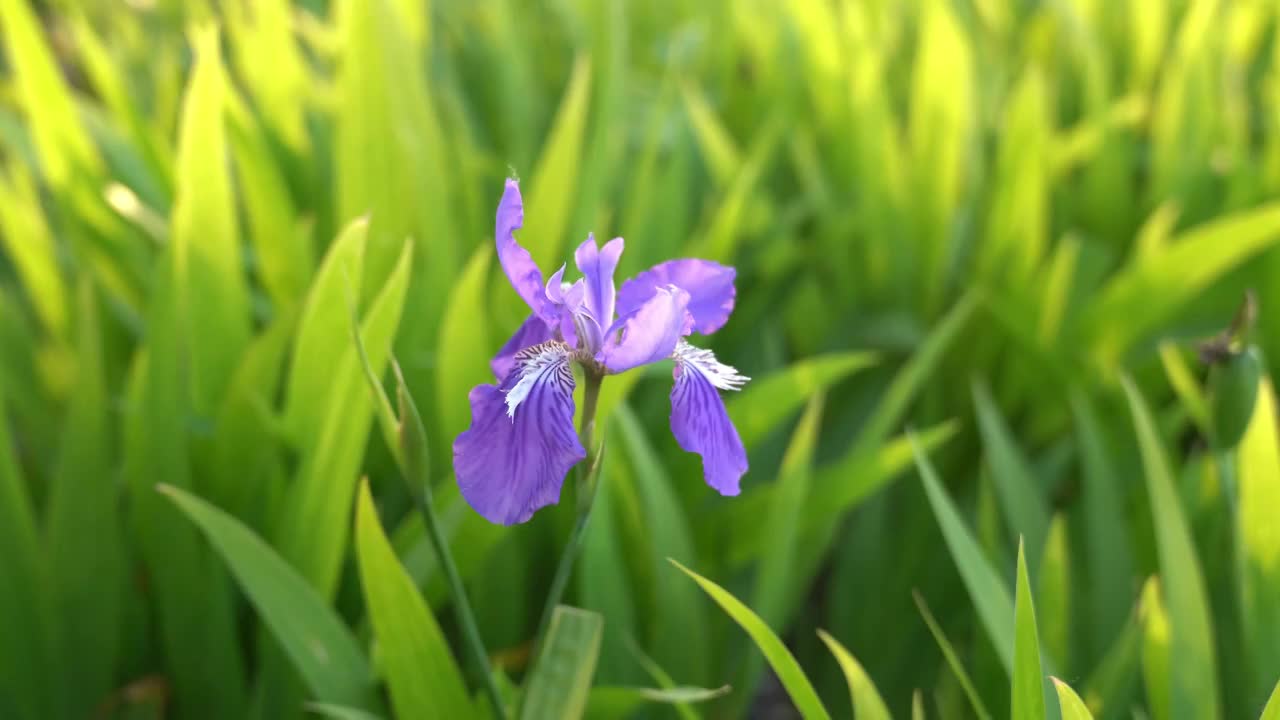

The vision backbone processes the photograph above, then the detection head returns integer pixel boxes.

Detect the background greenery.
[1,0,1279,717]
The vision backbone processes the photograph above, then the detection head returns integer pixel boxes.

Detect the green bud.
[1210,346,1262,450]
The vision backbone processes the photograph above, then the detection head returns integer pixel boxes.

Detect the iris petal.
[491,314,554,380]
[598,285,690,373]
[617,259,736,335]
[575,234,624,349]
[669,341,749,495]
[496,179,555,323]
[454,342,585,525]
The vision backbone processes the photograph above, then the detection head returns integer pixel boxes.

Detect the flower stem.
[521,370,604,705]
[411,484,508,719]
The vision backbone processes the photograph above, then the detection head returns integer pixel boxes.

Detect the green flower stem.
[409,481,508,719]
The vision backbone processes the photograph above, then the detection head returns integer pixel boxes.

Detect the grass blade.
[45,284,121,717]
[354,481,477,720]
[671,560,831,720]
[172,27,251,413]
[973,379,1051,564]
[519,606,605,720]
[159,485,377,709]
[817,629,891,720]
[912,591,993,720]
[1052,679,1096,720]
[726,352,877,449]
[1123,377,1221,720]
[913,433,1015,674]
[1013,538,1047,720]
[1236,378,1280,701]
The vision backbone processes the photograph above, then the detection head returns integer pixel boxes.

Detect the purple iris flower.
[453,179,750,525]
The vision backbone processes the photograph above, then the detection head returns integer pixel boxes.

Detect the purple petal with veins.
[491,314,554,380]
[454,342,585,525]
[669,341,749,495]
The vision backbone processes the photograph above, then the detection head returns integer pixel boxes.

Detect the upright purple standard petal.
[598,285,691,373]
[617,259,736,335]
[496,179,554,323]
[491,314,554,379]
[454,342,586,525]
[575,234,624,337]
[669,341,749,495]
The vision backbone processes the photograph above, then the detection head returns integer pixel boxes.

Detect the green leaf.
[1261,677,1280,720]
[172,26,251,413]
[726,421,960,568]
[1158,342,1210,432]
[611,406,709,686]
[1141,577,1172,720]
[726,352,877,449]
[226,90,312,312]
[1070,393,1135,657]
[739,395,824,710]
[1051,679,1096,720]
[817,629,891,720]
[306,704,386,720]
[681,83,741,186]
[913,434,1015,674]
[1082,596,1143,719]
[802,292,977,532]
[435,247,493,443]
[519,606,605,720]
[0,167,69,340]
[159,485,376,709]
[46,283,121,717]
[912,591,993,720]
[354,481,477,720]
[585,684,729,719]
[0,0,100,187]
[1086,205,1280,366]
[0,374,52,720]
[283,218,367,447]
[1235,377,1280,700]
[973,379,1051,564]
[276,240,413,595]
[123,241,245,720]
[671,560,831,720]
[523,55,593,272]
[1122,378,1221,720]
[1037,515,1071,671]
[1013,538,1047,720]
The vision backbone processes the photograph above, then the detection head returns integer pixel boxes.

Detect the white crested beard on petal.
[505,341,574,419]
[673,340,749,391]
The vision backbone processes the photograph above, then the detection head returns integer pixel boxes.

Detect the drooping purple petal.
[575,234,624,341]
[491,314,554,379]
[669,341,749,495]
[496,179,554,323]
[597,285,691,373]
[617,259,737,335]
[454,342,586,525]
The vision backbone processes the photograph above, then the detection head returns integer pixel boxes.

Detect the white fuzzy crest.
[505,342,573,418]
[673,340,749,391]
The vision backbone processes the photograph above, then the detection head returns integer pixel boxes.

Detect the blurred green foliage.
[1,0,1279,717]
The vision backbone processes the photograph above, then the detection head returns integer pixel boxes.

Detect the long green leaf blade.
[160,485,375,708]
[671,560,831,720]
[354,481,476,720]
[519,606,605,720]
[1122,378,1221,720]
